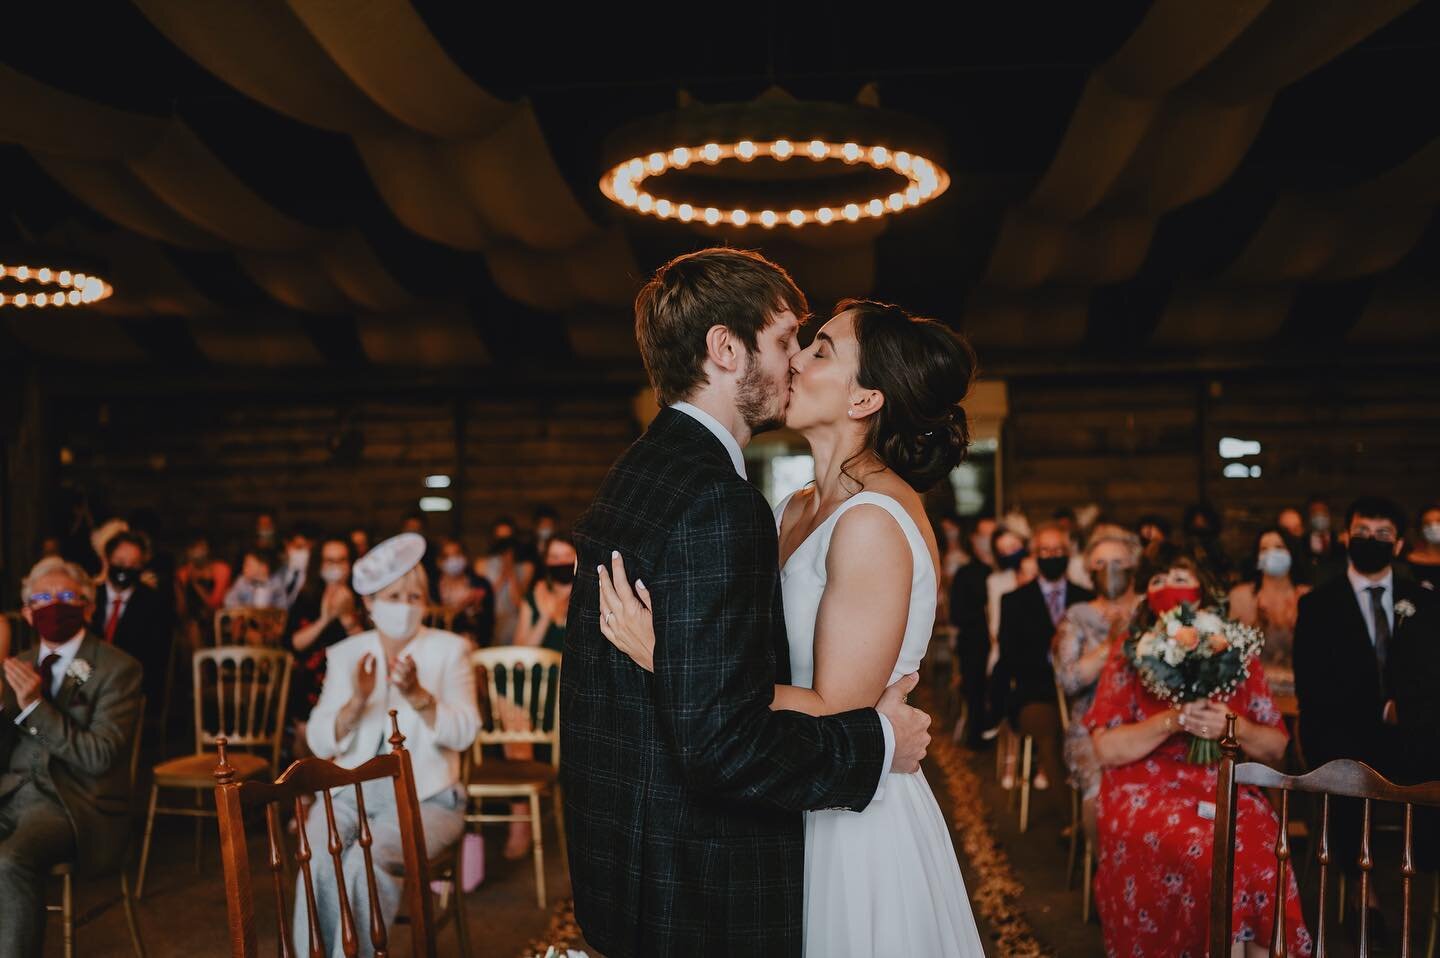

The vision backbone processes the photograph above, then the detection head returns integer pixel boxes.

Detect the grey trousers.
[0,782,77,958]
[293,780,464,958]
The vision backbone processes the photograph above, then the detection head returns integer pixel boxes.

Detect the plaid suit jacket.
[562,407,886,958]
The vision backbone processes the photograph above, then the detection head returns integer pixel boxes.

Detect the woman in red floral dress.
[1085,552,1312,957]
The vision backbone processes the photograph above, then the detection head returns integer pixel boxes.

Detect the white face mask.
[440,556,469,577]
[1257,548,1293,578]
[1424,523,1440,546]
[320,565,347,584]
[288,549,310,571]
[372,599,423,640]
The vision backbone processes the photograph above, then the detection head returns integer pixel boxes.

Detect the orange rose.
[1209,633,1229,653]
[1174,626,1200,651]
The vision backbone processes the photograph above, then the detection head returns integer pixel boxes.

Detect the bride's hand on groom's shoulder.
[877,672,931,773]
[598,551,656,673]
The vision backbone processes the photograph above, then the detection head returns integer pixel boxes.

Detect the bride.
[598,300,985,957]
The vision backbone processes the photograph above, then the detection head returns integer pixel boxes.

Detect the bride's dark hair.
[839,299,977,493]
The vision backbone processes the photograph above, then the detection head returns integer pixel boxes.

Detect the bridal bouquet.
[1124,602,1264,764]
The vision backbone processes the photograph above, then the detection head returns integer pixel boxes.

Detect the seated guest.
[1052,524,1142,835]
[1228,528,1309,697]
[1303,496,1347,586]
[432,538,495,646]
[299,533,478,957]
[992,523,1092,790]
[347,526,371,559]
[285,537,365,753]
[279,525,318,609]
[93,531,171,714]
[1135,513,1172,560]
[1294,497,1440,922]
[948,516,994,747]
[175,533,232,647]
[1405,502,1440,592]
[1087,551,1309,956]
[980,524,1035,739]
[223,548,287,610]
[1,558,143,957]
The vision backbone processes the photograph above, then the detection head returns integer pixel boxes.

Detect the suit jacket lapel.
[55,633,100,711]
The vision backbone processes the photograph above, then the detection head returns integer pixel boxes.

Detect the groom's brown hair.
[634,247,809,406]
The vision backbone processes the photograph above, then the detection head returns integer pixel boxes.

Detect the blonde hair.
[371,562,429,600]
[1084,523,1142,566]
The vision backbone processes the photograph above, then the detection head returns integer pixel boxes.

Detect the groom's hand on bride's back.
[877,672,930,773]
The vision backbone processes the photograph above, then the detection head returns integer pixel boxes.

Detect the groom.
[563,248,931,957]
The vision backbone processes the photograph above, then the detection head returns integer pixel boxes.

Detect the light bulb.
[670,147,691,168]
[58,270,72,286]
[843,203,861,222]
[67,290,81,305]
[636,193,654,213]
[816,207,835,225]
[13,293,28,307]
[34,293,48,307]
[772,140,793,160]
[16,266,29,280]
[655,199,673,218]
[841,143,861,163]
[888,193,905,211]
[894,151,912,172]
[730,209,749,226]
[808,140,828,160]
[37,268,52,283]
[702,143,721,164]
[787,209,806,227]
[647,152,666,173]
[869,146,889,166]
[867,199,884,217]
[626,159,645,180]
[736,141,757,161]
[678,203,695,222]
[704,207,721,225]
[759,210,778,228]
[905,186,921,205]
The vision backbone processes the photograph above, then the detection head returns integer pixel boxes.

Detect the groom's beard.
[736,353,786,435]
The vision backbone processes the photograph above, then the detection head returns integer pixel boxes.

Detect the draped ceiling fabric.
[0,1,1435,369]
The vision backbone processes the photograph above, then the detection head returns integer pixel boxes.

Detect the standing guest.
[1087,551,1309,956]
[1052,524,1142,834]
[1,558,143,958]
[223,548,287,610]
[254,512,279,552]
[1304,496,1347,586]
[285,538,365,753]
[1405,502,1440,592]
[1182,502,1235,586]
[1277,507,1306,541]
[1228,528,1310,697]
[992,524,1093,790]
[1136,513,1173,560]
[299,534,478,957]
[432,539,495,646]
[532,505,560,556]
[347,526,371,559]
[480,518,533,648]
[399,511,439,582]
[279,525,317,608]
[949,518,995,747]
[175,534,232,634]
[1294,497,1440,926]
[93,531,171,715]
[937,514,967,586]
[981,525,1035,739]
[88,518,130,586]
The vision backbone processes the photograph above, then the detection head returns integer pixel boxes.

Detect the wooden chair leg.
[1082,836,1094,923]
[553,785,568,871]
[1426,871,1438,958]
[451,841,472,958]
[529,791,546,908]
[1018,735,1033,834]
[135,784,160,899]
[1338,872,1347,926]
[193,789,204,874]
[61,870,74,958]
[1066,787,1080,889]
[120,871,147,958]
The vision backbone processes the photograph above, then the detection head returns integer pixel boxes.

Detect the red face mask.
[32,602,87,644]
[1147,585,1202,615]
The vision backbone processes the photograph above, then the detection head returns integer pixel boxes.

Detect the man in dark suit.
[93,531,170,714]
[949,517,995,748]
[562,248,930,958]
[2,558,144,958]
[1294,496,1440,919]
[992,523,1094,789]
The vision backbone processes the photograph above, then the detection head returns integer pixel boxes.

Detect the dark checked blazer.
[562,407,887,958]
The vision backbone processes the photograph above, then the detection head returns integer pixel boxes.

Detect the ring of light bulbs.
[0,263,113,308]
[600,139,949,227]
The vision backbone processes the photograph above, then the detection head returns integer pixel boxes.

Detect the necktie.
[104,597,123,643]
[39,653,61,702]
[1046,586,1065,626]
[1368,585,1390,671]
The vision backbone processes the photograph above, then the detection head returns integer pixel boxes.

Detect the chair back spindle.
[193,647,291,774]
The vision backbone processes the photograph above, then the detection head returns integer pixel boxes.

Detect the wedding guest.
[981,525,1035,738]
[253,512,279,552]
[1136,513,1172,553]
[347,526,371,559]
[1087,551,1308,956]
[279,525,317,608]
[949,517,994,747]
[480,518,532,646]
[175,534,232,634]
[1304,496,1346,586]
[285,537,364,752]
[92,531,171,714]
[1277,507,1306,541]
[937,513,967,586]
[432,538,494,646]
[1,558,143,958]
[1183,502,1235,586]
[1052,524,1143,834]
[88,517,129,585]
[300,533,478,957]
[1405,502,1440,591]
[1228,528,1309,697]
[1294,496,1440,923]
[968,516,997,569]
[223,548,287,610]
[400,511,439,582]
[992,524,1092,790]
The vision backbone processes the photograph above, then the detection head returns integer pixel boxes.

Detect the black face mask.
[492,536,515,556]
[1348,537,1394,576]
[1037,556,1069,583]
[997,547,1028,571]
[109,566,140,590]
[547,564,576,585]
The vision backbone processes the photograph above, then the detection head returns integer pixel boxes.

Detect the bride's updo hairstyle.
[841,299,976,493]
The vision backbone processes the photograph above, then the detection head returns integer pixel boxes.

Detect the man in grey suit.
[1,557,143,958]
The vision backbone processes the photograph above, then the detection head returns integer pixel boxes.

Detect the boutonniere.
[1395,599,1416,623]
[66,659,93,686]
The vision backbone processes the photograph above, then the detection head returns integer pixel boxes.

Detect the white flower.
[1165,618,1181,637]
[1163,643,1186,667]
[1194,611,1225,635]
[66,659,93,686]
[1396,599,1416,621]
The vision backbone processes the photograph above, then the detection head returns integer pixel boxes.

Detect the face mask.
[1348,536,1394,576]
[33,602,87,644]
[320,565,348,584]
[547,563,576,586]
[1093,562,1133,600]
[372,599,423,639]
[1257,548,1292,578]
[1424,523,1440,546]
[109,566,139,591]
[1037,556,1069,582]
[1148,585,1202,615]
[251,584,272,606]
[997,547,1028,571]
[1310,514,1330,533]
[943,527,961,545]
[441,556,469,577]
[288,549,310,571]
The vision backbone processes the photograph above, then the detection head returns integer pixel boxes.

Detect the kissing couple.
[561,248,986,957]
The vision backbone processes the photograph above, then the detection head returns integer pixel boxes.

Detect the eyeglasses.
[27,590,81,608]
[1351,529,1398,542]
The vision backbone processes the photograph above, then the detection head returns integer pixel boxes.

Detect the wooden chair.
[423,605,457,631]
[995,721,1037,834]
[212,711,437,958]
[48,695,148,958]
[2,609,37,655]
[463,646,564,908]
[1054,674,1094,922]
[1209,714,1440,956]
[136,647,291,898]
[211,607,288,647]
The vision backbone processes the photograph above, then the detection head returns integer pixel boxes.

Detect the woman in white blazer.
[296,533,478,957]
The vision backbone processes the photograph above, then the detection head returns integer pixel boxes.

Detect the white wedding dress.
[777,491,985,958]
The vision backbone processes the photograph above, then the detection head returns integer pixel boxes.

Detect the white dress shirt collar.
[1347,563,1395,644]
[671,402,747,479]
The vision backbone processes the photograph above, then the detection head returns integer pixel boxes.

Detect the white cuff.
[873,711,896,802]
[13,701,40,725]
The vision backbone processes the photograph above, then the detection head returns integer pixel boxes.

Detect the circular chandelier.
[599,92,950,229]
[0,257,112,309]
